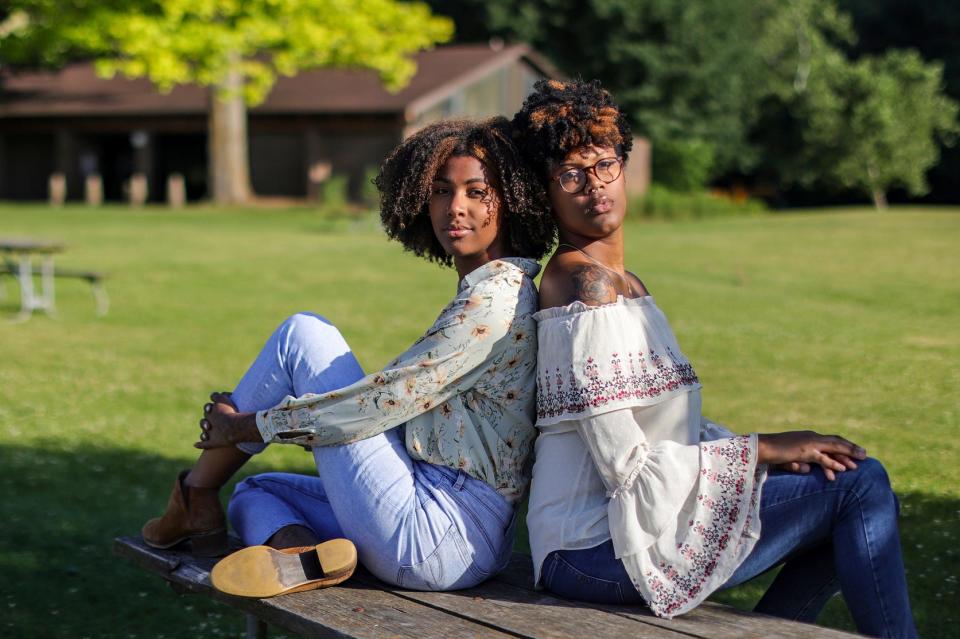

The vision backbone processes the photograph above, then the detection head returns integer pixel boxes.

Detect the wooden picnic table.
[0,236,108,319]
[114,535,860,639]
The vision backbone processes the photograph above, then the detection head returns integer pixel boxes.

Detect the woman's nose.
[449,192,467,215]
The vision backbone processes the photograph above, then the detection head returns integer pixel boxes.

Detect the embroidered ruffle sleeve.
[255,258,541,503]
[533,297,766,617]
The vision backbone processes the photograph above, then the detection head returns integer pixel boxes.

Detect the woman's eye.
[597,159,616,170]
[431,186,448,195]
[469,188,488,198]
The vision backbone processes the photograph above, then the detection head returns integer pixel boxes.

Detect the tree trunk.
[208,53,251,205]
[866,161,887,211]
[871,188,888,210]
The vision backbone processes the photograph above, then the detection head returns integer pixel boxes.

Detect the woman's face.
[429,154,505,277]
[547,145,627,241]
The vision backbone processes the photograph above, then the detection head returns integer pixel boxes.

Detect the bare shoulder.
[539,252,620,309]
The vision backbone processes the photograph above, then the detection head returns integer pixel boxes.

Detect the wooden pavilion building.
[0,44,650,204]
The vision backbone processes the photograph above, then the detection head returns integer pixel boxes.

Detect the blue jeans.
[540,461,917,639]
[225,313,516,591]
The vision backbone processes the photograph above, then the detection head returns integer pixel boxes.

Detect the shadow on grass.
[0,443,298,639]
[1,442,956,638]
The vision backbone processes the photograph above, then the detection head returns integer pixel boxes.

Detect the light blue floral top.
[255,258,541,503]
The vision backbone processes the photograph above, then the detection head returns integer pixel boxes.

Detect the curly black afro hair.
[376,117,555,267]
[511,79,632,180]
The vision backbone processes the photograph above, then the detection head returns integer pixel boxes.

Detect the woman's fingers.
[830,453,859,470]
[821,435,867,459]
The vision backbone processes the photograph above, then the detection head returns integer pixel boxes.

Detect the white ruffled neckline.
[533,294,655,322]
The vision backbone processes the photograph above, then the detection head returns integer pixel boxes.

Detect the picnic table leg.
[40,255,56,316]
[90,279,109,316]
[245,613,267,639]
[13,254,36,322]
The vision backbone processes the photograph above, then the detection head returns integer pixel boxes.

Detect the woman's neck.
[558,228,626,272]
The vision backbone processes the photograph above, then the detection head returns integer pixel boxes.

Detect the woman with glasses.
[511,80,916,638]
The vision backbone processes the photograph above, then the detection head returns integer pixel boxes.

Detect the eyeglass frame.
[550,156,625,194]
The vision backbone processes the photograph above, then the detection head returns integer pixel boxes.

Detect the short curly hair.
[376,117,555,266]
[511,79,632,180]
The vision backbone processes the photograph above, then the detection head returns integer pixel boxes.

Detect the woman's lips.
[588,197,613,214]
[445,227,471,238]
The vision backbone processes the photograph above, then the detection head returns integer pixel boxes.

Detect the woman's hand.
[194,391,262,450]
[757,431,867,481]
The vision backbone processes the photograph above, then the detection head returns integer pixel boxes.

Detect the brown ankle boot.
[142,470,228,557]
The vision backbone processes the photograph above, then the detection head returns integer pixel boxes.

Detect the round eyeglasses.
[552,157,624,194]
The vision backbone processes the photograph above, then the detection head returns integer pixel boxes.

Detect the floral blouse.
[527,296,767,617]
[255,258,541,504]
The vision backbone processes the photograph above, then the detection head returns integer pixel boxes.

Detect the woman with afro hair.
[141,117,556,597]
[513,79,916,637]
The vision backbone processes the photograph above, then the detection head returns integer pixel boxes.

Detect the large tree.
[753,0,958,207]
[0,0,452,204]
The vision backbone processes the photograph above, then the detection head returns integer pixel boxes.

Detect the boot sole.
[211,539,357,598]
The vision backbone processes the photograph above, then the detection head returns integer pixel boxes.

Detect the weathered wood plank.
[359,573,694,639]
[114,536,516,639]
[492,553,861,639]
[114,536,861,639]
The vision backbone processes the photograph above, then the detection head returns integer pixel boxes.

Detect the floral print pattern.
[256,258,541,503]
[638,435,765,617]
[537,348,699,420]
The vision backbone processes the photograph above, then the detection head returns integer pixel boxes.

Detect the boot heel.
[190,528,228,557]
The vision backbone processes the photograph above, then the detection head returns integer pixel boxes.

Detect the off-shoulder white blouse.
[527,296,767,618]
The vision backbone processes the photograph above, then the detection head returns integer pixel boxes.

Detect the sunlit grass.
[0,204,956,637]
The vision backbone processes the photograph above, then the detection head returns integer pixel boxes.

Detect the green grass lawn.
[0,204,957,638]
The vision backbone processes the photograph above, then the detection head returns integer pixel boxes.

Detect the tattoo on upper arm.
[568,265,620,306]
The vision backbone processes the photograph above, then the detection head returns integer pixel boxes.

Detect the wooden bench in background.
[114,535,859,639]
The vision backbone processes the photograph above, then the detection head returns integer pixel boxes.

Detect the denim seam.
[793,576,840,620]
[452,493,499,557]
[451,523,490,585]
[445,469,511,529]
[551,552,625,604]
[395,523,457,590]
[850,490,894,636]
[760,481,897,634]
[253,477,333,504]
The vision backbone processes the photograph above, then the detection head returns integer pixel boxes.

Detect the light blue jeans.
[540,461,917,639]
[225,313,516,590]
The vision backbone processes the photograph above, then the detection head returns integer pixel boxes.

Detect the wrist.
[756,434,771,463]
[232,412,262,444]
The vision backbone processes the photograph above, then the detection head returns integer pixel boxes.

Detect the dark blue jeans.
[539,459,917,639]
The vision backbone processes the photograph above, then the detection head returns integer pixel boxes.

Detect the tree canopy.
[1,0,452,102]
[430,0,959,206]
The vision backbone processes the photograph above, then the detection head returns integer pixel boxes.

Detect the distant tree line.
[431,0,959,208]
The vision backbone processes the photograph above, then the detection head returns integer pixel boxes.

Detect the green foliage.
[632,185,766,221]
[430,0,960,201]
[821,51,958,205]
[753,1,959,207]
[361,165,381,209]
[320,174,349,214]
[1,0,453,103]
[651,139,716,192]
[439,0,768,180]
